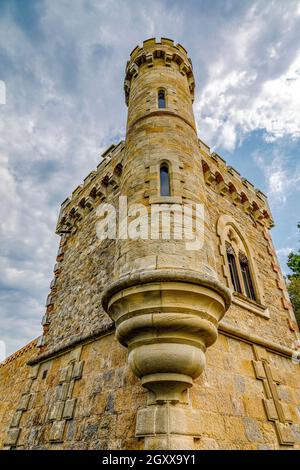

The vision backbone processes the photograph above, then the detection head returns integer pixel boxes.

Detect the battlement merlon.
[198,139,274,229]
[56,136,274,235]
[124,37,195,106]
[55,141,125,235]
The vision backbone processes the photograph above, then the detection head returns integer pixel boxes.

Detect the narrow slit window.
[160,164,170,196]
[226,244,242,293]
[158,90,166,108]
[239,254,256,300]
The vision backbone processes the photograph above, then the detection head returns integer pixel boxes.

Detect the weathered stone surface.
[0,37,299,451]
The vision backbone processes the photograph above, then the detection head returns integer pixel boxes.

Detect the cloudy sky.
[0,0,300,356]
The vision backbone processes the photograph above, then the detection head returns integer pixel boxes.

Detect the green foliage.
[286,222,300,325]
[287,277,300,326]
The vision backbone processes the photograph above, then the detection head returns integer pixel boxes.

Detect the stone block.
[23,379,33,394]
[10,411,23,428]
[270,367,284,384]
[243,417,263,443]
[49,420,66,442]
[55,383,69,401]
[275,422,295,446]
[263,399,278,421]
[29,364,40,380]
[49,401,64,421]
[145,435,195,450]
[72,361,84,380]
[5,428,20,446]
[281,403,293,424]
[63,398,77,420]
[68,346,82,363]
[17,394,31,411]
[252,346,269,362]
[252,361,266,380]
[136,406,201,437]
[59,365,73,383]
[224,416,247,443]
[243,395,265,420]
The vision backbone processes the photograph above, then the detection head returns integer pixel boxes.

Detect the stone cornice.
[27,323,114,366]
[102,268,232,311]
[219,321,297,359]
[126,109,197,135]
[26,316,298,366]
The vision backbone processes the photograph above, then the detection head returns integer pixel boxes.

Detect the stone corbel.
[102,269,231,449]
[204,169,215,186]
[231,191,241,206]
[164,52,173,67]
[84,196,94,211]
[252,207,264,221]
[129,63,139,78]
[217,180,228,196]
[145,52,154,67]
[179,63,189,75]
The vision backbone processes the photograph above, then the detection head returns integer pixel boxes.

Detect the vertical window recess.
[160,163,170,197]
[158,90,166,108]
[226,245,242,294]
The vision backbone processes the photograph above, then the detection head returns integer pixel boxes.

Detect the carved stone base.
[102,269,231,449]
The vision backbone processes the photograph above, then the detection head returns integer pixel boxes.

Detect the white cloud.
[253,151,300,204]
[195,2,300,150]
[276,247,293,257]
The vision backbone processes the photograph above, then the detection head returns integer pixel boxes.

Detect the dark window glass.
[226,247,242,293]
[240,260,256,300]
[160,164,170,196]
[158,90,166,108]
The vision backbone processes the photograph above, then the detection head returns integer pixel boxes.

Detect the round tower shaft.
[102,38,231,450]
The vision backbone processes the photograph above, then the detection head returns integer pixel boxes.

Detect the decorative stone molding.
[252,345,295,446]
[49,347,83,443]
[102,269,231,448]
[4,359,39,448]
[232,293,270,319]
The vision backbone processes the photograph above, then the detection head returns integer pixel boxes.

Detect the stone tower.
[102,37,231,449]
[0,38,299,451]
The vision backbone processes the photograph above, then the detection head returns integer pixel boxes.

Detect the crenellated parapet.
[198,139,274,229]
[124,37,195,105]
[56,141,125,235]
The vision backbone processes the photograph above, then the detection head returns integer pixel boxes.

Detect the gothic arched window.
[160,163,170,196]
[217,215,265,313]
[158,89,166,109]
[239,252,256,300]
[226,243,242,294]
[225,239,256,301]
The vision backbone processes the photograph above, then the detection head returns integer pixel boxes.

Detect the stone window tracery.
[217,215,265,308]
[226,242,242,294]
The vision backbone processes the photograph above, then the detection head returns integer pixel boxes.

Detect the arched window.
[158,89,166,109]
[225,240,256,301]
[239,252,256,300]
[217,215,265,311]
[226,243,242,294]
[160,163,170,196]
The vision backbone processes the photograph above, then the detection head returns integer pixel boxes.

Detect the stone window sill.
[149,195,182,204]
[232,292,270,319]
